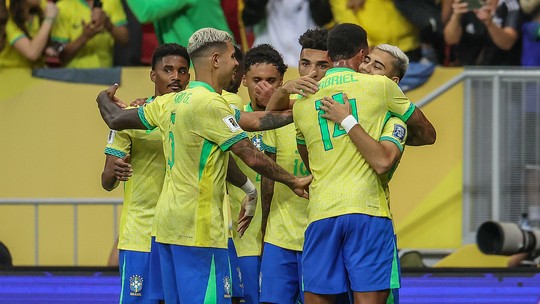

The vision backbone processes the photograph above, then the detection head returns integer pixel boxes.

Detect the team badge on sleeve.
[223,115,242,132]
[392,125,406,141]
[107,130,116,144]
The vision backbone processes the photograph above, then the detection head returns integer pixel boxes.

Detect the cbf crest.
[129,275,143,296]
[392,124,406,141]
[223,275,231,298]
[251,133,264,151]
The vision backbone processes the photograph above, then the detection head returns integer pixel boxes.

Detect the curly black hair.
[327,23,368,62]
[298,28,328,51]
[151,43,191,70]
[244,44,288,76]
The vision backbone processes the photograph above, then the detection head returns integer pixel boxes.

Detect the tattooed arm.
[230,139,311,198]
[97,84,146,130]
[237,110,293,131]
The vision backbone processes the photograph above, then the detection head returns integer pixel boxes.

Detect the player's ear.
[211,51,220,68]
[391,76,400,84]
[242,74,247,87]
[150,70,156,84]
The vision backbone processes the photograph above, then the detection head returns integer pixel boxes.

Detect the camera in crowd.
[476,220,540,256]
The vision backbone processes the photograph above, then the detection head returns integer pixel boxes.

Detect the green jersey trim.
[234,108,241,122]
[199,139,215,181]
[220,132,248,151]
[380,136,404,153]
[104,147,127,158]
[325,67,356,76]
[137,107,155,130]
[391,103,415,123]
[296,138,306,145]
[203,255,217,303]
[189,81,216,93]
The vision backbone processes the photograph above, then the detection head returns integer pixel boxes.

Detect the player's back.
[146,82,246,248]
[293,67,399,224]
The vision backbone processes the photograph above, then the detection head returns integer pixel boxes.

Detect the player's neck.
[333,59,359,72]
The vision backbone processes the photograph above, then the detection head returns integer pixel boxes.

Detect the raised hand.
[280,71,319,97]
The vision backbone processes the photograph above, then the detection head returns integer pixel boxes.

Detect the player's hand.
[290,175,312,199]
[237,191,257,237]
[254,80,276,107]
[279,71,319,97]
[113,154,132,181]
[475,5,493,26]
[320,94,351,124]
[130,98,147,107]
[451,0,468,17]
[81,20,102,39]
[104,83,127,109]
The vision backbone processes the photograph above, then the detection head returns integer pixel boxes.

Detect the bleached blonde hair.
[187,28,233,57]
[374,44,409,80]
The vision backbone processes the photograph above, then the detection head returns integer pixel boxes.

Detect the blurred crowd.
[0,0,539,69]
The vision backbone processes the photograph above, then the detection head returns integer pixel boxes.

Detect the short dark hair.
[299,28,328,51]
[327,23,368,62]
[151,43,190,70]
[244,44,288,76]
[0,242,12,267]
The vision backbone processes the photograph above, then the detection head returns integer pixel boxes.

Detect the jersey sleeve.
[199,97,248,151]
[107,0,128,26]
[379,115,407,153]
[104,129,131,158]
[6,19,26,46]
[383,76,415,122]
[262,129,277,154]
[139,97,167,130]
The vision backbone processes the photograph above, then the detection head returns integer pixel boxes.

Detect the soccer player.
[101,43,190,304]
[293,23,414,304]
[226,43,288,304]
[96,27,311,304]
[259,28,330,304]
[319,44,412,304]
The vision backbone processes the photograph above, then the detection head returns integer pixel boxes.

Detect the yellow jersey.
[104,99,165,252]
[140,81,248,249]
[51,0,127,68]
[293,67,414,224]
[262,123,309,251]
[0,17,43,68]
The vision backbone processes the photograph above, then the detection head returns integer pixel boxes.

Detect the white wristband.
[341,115,358,134]
[241,179,256,196]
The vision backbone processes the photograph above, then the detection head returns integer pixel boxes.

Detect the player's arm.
[384,77,436,146]
[405,106,436,146]
[101,154,132,191]
[297,144,310,173]
[260,151,276,238]
[265,72,319,111]
[229,139,311,199]
[97,84,147,130]
[226,155,257,236]
[237,110,293,131]
[320,95,401,174]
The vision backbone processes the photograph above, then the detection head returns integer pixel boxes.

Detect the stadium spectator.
[126,0,233,47]
[0,0,58,68]
[328,0,422,61]
[243,0,317,66]
[521,0,540,66]
[0,0,7,51]
[51,0,129,68]
[443,0,521,66]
